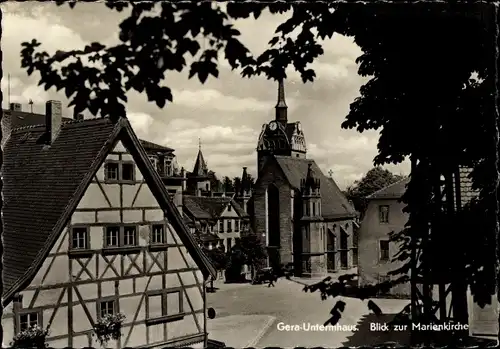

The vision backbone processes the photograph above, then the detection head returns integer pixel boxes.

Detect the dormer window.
[165,159,172,177]
[149,156,158,170]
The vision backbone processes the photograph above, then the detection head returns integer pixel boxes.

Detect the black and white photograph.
[0,2,498,348]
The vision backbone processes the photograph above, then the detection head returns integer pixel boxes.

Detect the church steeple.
[192,138,208,177]
[275,78,288,125]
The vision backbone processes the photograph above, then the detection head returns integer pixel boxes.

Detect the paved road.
[207,279,410,348]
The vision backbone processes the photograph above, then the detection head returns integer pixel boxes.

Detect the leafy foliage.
[202,244,228,271]
[18,1,498,344]
[11,325,49,349]
[93,313,126,348]
[345,167,405,217]
[238,234,268,271]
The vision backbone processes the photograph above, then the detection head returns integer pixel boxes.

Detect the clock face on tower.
[269,121,277,131]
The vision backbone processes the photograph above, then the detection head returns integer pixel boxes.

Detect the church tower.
[300,163,326,277]
[235,167,252,213]
[256,79,307,173]
[186,139,211,196]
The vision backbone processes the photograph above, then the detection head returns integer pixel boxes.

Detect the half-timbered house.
[2,104,217,348]
[182,196,250,252]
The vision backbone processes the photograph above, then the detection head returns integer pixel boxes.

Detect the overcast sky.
[2,2,409,189]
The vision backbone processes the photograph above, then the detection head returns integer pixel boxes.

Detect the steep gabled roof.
[267,156,357,220]
[3,117,216,305]
[366,178,410,200]
[140,139,174,153]
[183,195,249,221]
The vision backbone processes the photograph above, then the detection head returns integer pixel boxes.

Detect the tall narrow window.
[379,240,390,261]
[165,160,172,176]
[105,226,120,247]
[219,220,224,233]
[105,162,119,181]
[151,224,165,244]
[71,227,88,250]
[123,226,137,246]
[379,205,390,224]
[227,204,232,212]
[122,163,135,181]
[227,221,232,232]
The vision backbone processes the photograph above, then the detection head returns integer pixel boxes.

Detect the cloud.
[1,3,410,189]
[128,112,155,138]
[171,89,272,112]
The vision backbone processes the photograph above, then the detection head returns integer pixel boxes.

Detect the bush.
[93,313,126,347]
[11,325,49,349]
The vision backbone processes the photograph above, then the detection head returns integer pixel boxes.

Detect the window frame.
[145,289,185,326]
[219,220,224,233]
[227,220,232,233]
[17,309,42,332]
[102,225,141,255]
[104,226,121,248]
[150,223,166,245]
[98,297,117,319]
[68,225,92,258]
[120,160,136,183]
[379,239,390,262]
[103,160,136,184]
[378,205,390,224]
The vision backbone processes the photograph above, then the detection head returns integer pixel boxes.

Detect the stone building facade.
[248,80,358,277]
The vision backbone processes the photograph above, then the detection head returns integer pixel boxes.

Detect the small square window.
[151,225,165,244]
[123,226,137,246]
[122,163,135,181]
[105,226,120,247]
[19,312,39,331]
[72,227,88,249]
[105,162,119,181]
[100,300,115,318]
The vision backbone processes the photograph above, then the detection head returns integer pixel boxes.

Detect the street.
[207,279,410,348]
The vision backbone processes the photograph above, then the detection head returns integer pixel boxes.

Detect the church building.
[249,80,359,277]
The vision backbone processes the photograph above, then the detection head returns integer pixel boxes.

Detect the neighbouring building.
[250,79,358,277]
[357,178,411,297]
[140,140,185,214]
[186,142,211,196]
[2,102,218,348]
[183,196,250,252]
[357,168,498,339]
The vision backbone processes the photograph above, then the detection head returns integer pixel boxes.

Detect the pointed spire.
[240,166,252,196]
[301,163,320,193]
[275,78,288,124]
[192,140,208,177]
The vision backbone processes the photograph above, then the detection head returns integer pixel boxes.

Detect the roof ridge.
[366,177,409,199]
[10,117,112,133]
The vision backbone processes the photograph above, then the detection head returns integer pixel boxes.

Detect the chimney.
[45,100,62,145]
[9,103,22,112]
